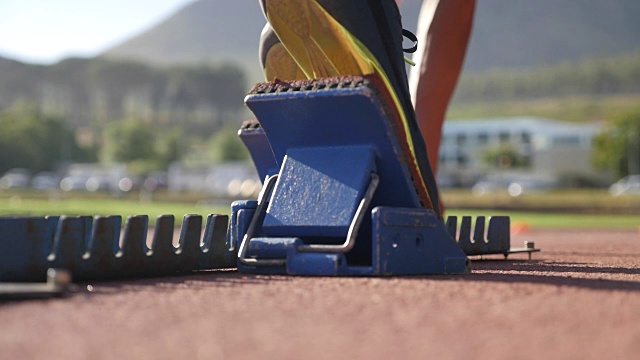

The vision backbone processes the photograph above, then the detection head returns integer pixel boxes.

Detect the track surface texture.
[2,229,639,359]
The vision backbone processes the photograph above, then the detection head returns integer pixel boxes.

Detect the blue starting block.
[0,77,532,285]
[233,76,470,276]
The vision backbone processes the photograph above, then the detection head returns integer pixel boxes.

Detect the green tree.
[592,111,640,179]
[156,127,185,168]
[209,125,249,162]
[0,106,93,173]
[102,118,157,163]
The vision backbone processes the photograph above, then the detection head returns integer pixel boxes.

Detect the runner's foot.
[259,0,441,215]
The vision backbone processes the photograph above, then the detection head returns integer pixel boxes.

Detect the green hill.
[461,0,640,71]
[102,0,267,83]
[0,57,45,109]
[102,0,640,83]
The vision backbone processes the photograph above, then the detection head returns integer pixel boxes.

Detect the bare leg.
[409,0,476,177]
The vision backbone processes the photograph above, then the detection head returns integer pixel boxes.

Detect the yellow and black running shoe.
[259,0,441,216]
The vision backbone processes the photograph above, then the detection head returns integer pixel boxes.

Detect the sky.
[0,0,194,64]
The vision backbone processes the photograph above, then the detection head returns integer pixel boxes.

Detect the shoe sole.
[264,42,306,81]
[264,0,434,209]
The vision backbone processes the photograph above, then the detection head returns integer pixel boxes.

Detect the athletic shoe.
[259,0,441,215]
[259,24,306,81]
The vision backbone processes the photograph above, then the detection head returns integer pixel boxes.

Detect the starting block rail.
[445,215,540,259]
[0,214,235,282]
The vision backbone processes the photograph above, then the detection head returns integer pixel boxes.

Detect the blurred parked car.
[471,175,558,197]
[31,171,61,190]
[505,178,557,197]
[85,175,111,192]
[143,172,168,192]
[116,176,141,192]
[609,175,640,196]
[471,178,512,196]
[0,168,31,189]
[60,175,90,192]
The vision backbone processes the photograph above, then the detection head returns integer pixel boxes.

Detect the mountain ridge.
[101,0,640,83]
[103,0,266,82]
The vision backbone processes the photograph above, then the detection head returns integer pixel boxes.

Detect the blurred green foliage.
[102,118,156,163]
[592,111,640,179]
[454,52,640,104]
[0,57,247,136]
[0,106,96,173]
[482,144,530,169]
[3,50,639,176]
[209,125,250,162]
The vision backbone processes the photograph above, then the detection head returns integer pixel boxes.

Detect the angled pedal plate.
[235,76,469,276]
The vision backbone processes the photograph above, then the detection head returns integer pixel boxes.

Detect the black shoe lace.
[402,29,418,53]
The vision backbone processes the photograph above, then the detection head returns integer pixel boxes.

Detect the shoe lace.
[402,29,418,66]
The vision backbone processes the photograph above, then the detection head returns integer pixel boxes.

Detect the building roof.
[443,117,601,137]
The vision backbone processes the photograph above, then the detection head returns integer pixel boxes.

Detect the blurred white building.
[438,117,602,186]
